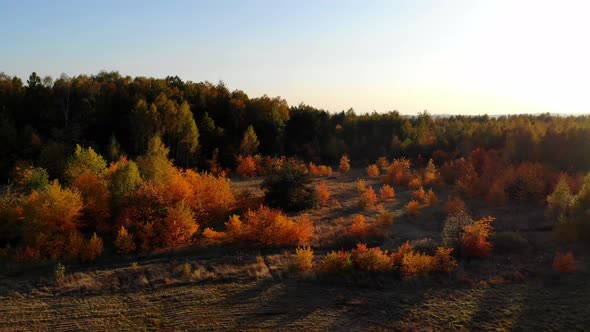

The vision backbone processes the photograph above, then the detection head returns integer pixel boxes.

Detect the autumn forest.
[0,71,589,330]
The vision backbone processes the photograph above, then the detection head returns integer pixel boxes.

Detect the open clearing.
[1,170,588,331]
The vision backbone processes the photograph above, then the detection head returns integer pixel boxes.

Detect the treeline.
[1,71,590,181]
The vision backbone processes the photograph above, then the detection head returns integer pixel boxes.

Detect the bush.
[432,247,457,273]
[552,251,576,273]
[261,159,318,212]
[338,155,350,173]
[349,214,368,238]
[54,262,66,281]
[376,209,394,226]
[81,233,103,262]
[351,243,392,272]
[493,232,528,253]
[444,197,466,215]
[236,155,258,178]
[412,186,426,201]
[225,205,314,246]
[290,246,314,272]
[358,186,377,210]
[317,180,331,206]
[379,184,395,200]
[546,175,573,220]
[408,177,422,189]
[115,226,137,254]
[356,179,366,194]
[391,241,413,266]
[406,200,421,217]
[366,164,380,177]
[376,157,390,171]
[442,211,474,248]
[320,250,353,275]
[401,251,434,278]
[309,163,332,177]
[382,158,411,186]
[425,189,438,206]
[410,238,438,255]
[460,216,494,258]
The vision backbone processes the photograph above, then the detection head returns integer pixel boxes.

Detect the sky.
[1,0,589,115]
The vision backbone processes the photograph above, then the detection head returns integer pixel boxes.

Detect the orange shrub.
[65,231,84,261]
[391,241,413,266]
[444,197,466,215]
[408,177,422,189]
[460,216,494,258]
[406,200,421,217]
[309,163,332,177]
[320,250,353,275]
[202,227,227,244]
[183,169,235,224]
[338,155,350,173]
[115,226,136,254]
[423,159,440,186]
[425,189,438,206]
[290,246,314,272]
[412,186,426,201]
[382,158,411,186]
[366,164,380,177]
[81,233,104,262]
[379,184,395,200]
[432,247,457,273]
[71,173,111,234]
[376,209,394,226]
[358,186,377,210]
[225,205,314,246]
[236,155,257,178]
[356,179,367,193]
[376,156,390,171]
[351,243,393,272]
[349,214,368,238]
[317,181,331,206]
[553,251,576,273]
[162,202,199,249]
[401,251,434,278]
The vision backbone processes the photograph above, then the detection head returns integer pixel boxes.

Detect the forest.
[0,71,589,330]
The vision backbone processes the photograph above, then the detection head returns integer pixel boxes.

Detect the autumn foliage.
[552,251,576,273]
[406,200,421,217]
[317,180,331,206]
[338,155,350,173]
[224,205,314,246]
[379,184,395,200]
[236,155,258,178]
[366,164,380,177]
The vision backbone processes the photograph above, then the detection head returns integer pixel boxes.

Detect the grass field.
[1,170,588,331]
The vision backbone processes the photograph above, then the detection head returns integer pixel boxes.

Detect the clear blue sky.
[1,0,588,114]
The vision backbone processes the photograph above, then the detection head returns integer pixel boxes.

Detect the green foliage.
[109,159,142,204]
[13,164,49,192]
[547,175,574,220]
[64,145,107,183]
[136,136,176,184]
[261,159,318,212]
[240,125,260,156]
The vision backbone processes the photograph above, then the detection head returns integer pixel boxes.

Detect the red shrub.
[553,251,576,273]
[236,155,258,177]
[460,216,494,258]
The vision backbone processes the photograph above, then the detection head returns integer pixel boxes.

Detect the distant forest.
[1,71,589,180]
